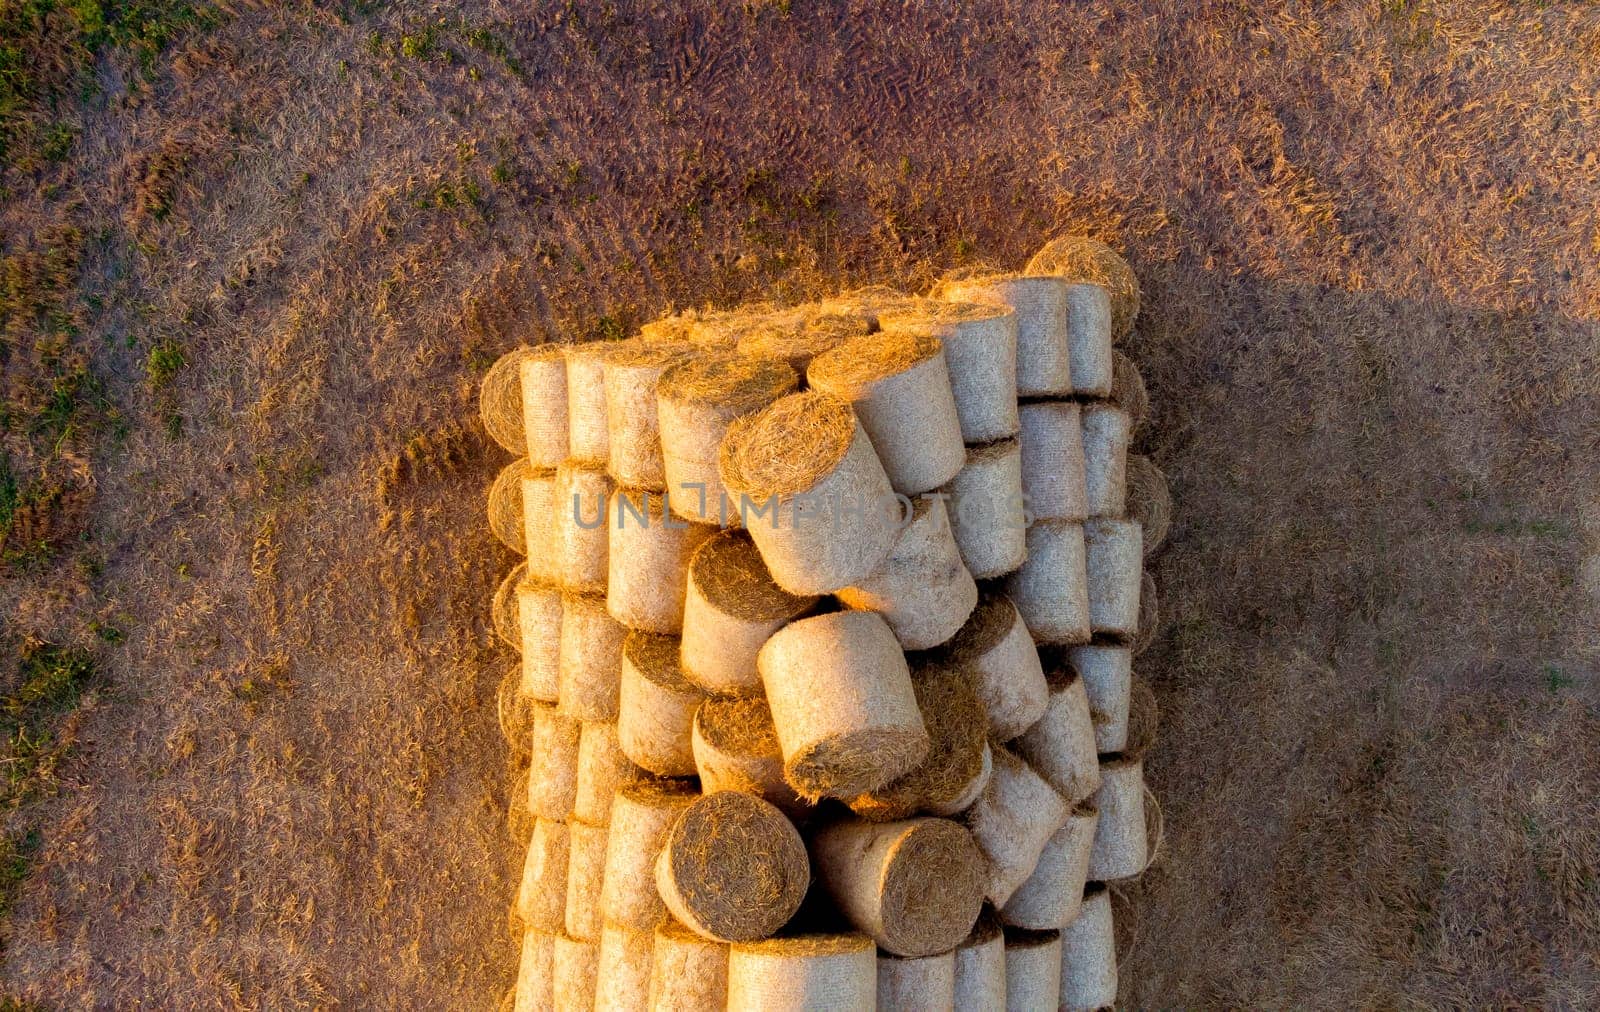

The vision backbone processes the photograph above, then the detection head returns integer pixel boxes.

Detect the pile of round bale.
[482,236,1169,1011]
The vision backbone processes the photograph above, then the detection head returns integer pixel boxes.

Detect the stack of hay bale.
[480,236,1169,1011]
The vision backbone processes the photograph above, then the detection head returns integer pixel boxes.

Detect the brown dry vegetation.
[1,1,1597,1007]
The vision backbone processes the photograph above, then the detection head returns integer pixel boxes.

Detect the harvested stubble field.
[1,1,1597,1007]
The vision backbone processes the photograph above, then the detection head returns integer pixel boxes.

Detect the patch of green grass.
[0,829,41,923]
[143,337,185,389]
[1544,664,1574,693]
[3,642,95,807]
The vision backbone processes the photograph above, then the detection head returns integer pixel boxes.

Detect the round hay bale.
[807,331,966,495]
[952,912,1006,1011]
[498,666,535,758]
[880,300,1020,443]
[1125,678,1160,760]
[607,489,715,633]
[1058,884,1117,1010]
[817,286,923,325]
[964,746,1070,907]
[1081,404,1131,518]
[1132,571,1159,656]
[1087,756,1147,882]
[564,341,623,463]
[836,495,977,651]
[941,438,1027,579]
[600,779,699,930]
[849,660,990,821]
[691,696,809,819]
[876,950,955,1010]
[1002,927,1063,1012]
[1005,520,1091,645]
[649,920,728,1011]
[574,720,645,825]
[514,818,569,932]
[655,792,810,943]
[516,581,561,703]
[941,593,1048,741]
[1110,350,1148,430]
[564,820,608,941]
[1062,282,1114,397]
[1026,235,1140,341]
[1085,518,1143,639]
[726,933,876,1012]
[528,703,580,821]
[658,351,798,524]
[595,923,655,1012]
[556,592,627,721]
[810,816,986,956]
[520,343,570,468]
[1017,401,1089,522]
[1000,803,1098,931]
[1069,644,1132,755]
[521,468,559,583]
[603,340,696,490]
[758,611,929,800]
[736,306,876,375]
[480,345,532,454]
[618,631,706,777]
[512,929,555,1012]
[1126,454,1170,555]
[937,273,1072,397]
[679,531,817,696]
[551,933,599,1009]
[492,562,527,649]
[719,391,899,595]
[488,458,535,554]
[639,311,697,345]
[688,305,794,349]
[1014,668,1102,806]
[553,460,612,594]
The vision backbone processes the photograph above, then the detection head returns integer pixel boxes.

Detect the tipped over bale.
[1006,521,1091,645]
[480,346,531,454]
[941,438,1028,580]
[603,340,694,490]
[876,950,956,1010]
[1062,282,1114,397]
[1026,235,1140,341]
[679,531,817,696]
[1014,668,1102,805]
[489,458,536,554]
[964,747,1070,907]
[649,921,728,1011]
[1002,927,1063,1012]
[606,489,715,633]
[520,344,570,468]
[1080,405,1131,518]
[515,819,569,932]
[692,696,808,819]
[575,720,644,825]
[557,593,628,721]
[758,611,929,800]
[719,391,899,595]
[1017,401,1088,522]
[1126,454,1171,555]
[1086,756,1147,881]
[1000,803,1098,931]
[941,593,1048,741]
[938,273,1072,397]
[879,300,1020,442]
[952,913,1006,1011]
[849,660,991,821]
[617,632,705,777]
[655,792,810,942]
[1070,644,1133,754]
[600,780,699,930]
[553,461,613,594]
[516,581,561,703]
[1058,885,1117,1010]
[836,495,977,651]
[726,933,877,1012]
[1084,518,1143,638]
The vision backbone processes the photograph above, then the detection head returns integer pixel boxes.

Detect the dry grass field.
[1,1,1597,1007]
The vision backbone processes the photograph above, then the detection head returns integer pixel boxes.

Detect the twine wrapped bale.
[1006,521,1091,645]
[575,720,645,825]
[552,933,600,1009]
[655,791,810,942]
[1110,350,1148,431]
[513,930,554,1012]
[1014,668,1102,805]
[565,341,622,463]
[521,468,559,583]
[952,912,1007,1010]
[529,703,580,821]
[719,391,899,595]
[758,610,929,800]
[941,439,1028,580]
[1070,644,1132,755]
[607,489,715,633]
[877,951,956,1011]
[938,273,1072,397]
[807,331,966,495]
[1086,756,1147,882]
[879,300,1020,443]
[520,344,570,468]
[941,593,1048,741]
[1062,282,1114,398]
[679,531,817,696]
[517,581,561,703]
[1058,884,1117,1010]
[600,779,699,930]
[1081,405,1131,519]
[1017,402,1088,522]
[1002,927,1063,1012]
[1025,235,1140,341]
[965,747,1070,906]
[658,351,798,524]
[553,461,613,594]
[557,592,628,721]
[1000,803,1098,930]
[810,816,986,956]
[1085,518,1143,639]
[726,933,877,1012]
[836,495,977,651]
[1133,571,1159,655]
[691,696,809,819]
[617,632,706,777]
[489,458,535,554]
[1126,454,1170,555]
[848,660,990,821]
[649,920,728,1011]
[480,346,531,454]
[515,818,570,932]
[596,923,655,1012]
[604,341,695,490]
[492,563,525,649]
[565,820,609,941]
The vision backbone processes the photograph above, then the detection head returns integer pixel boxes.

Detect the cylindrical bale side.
[617,632,705,777]
[726,933,877,1012]
[599,780,699,930]
[1070,644,1132,754]
[515,818,569,932]
[603,341,695,490]
[999,803,1099,931]
[679,531,817,696]
[649,920,729,1011]
[564,342,618,464]
[964,747,1070,907]
[1062,282,1113,398]
[939,274,1073,398]
[1058,884,1117,1011]
[606,489,715,633]
[1013,668,1102,806]
[836,495,977,651]
[942,594,1048,741]
[877,950,956,1012]
[528,703,580,821]
[1002,927,1063,1012]
[691,696,809,819]
[1086,756,1147,882]
[1017,401,1088,522]
[557,592,627,722]
[553,460,613,594]
[520,343,570,468]
[1006,521,1091,645]
[522,467,560,584]
[512,929,555,1012]
[952,913,1007,1011]
[595,922,655,1012]
[941,438,1027,580]
[574,720,645,826]
[1085,518,1142,639]
[517,581,561,703]
[878,300,1020,443]
[564,820,608,942]
[1081,405,1131,518]
[551,933,600,1011]
[655,792,810,943]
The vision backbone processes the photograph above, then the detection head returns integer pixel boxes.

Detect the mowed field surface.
[2,2,1597,1007]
